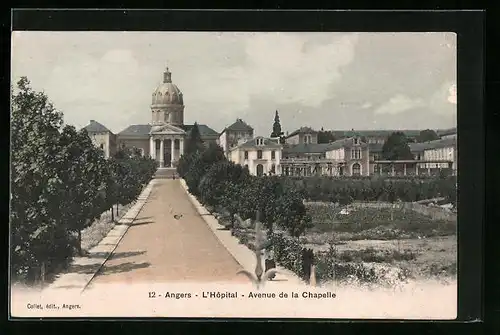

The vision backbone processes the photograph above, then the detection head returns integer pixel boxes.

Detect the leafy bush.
[269,232,307,279]
[199,160,250,208]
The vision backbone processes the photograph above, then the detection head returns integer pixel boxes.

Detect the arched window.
[352,163,361,176]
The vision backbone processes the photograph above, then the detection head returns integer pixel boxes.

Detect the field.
[229,202,457,286]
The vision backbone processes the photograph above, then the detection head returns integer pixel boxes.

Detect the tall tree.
[185,122,204,155]
[58,126,108,256]
[271,110,283,138]
[11,77,70,282]
[382,132,413,160]
[416,129,439,143]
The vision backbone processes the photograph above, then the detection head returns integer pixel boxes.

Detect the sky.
[11,31,457,136]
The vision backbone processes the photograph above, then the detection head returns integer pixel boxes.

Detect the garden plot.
[304,203,457,281]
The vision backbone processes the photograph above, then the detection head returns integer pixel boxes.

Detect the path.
[87,178,248,287]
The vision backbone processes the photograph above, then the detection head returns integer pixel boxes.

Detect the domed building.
[83,67,219,168]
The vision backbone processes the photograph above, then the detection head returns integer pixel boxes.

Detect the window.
[256,164,264,177]
[354,138,359,145]
[351,148,361,159]
[352,163,361,176]
[244,151,248,159]
[271,164,276,174]
[271,150,275,160]
[256,138,264,146]
[257,150,263,159]
[100,143,104,149]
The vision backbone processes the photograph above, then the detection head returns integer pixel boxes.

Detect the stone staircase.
[154,167,177,179]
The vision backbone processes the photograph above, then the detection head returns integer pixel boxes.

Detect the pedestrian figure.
[264,246,276,280]
[172,173,176,180]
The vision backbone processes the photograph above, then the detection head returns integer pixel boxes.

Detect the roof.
[408,142,428,152]
[237,137,282,149]
[367,143,384,152]
[118,124,152,137]
[83,120,112,133]
[331,129,422,138]
[286,127,318,138]
[181,124,219,137]
[117,123,218,138]
[324,138,359,150]
[222,119,254,133]
[282,143,331,154]
[420,137,456,150]
[436,127,457,137]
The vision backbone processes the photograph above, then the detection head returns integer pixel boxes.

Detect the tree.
[11,77,72,282]
[416,129,439,143]
[199,160,250,208]
[184,141,226,196]
[58,126,108,256]
[382,132,414,161]
[271,110,283,138]
[317,130,336,144]
[184,122,204,155]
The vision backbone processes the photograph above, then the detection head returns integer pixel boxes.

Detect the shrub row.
[10,77,157,284]
[177,144,313,237]
[280,175,457,205]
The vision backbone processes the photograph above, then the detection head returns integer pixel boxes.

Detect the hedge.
[280,175,457,205]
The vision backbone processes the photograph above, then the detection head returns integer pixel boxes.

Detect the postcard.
[10,30,457,319]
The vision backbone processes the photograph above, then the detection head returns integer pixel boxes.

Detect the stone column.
[179,138,184,158]
[403,163,407,176]
[159,139,164,168]
[391,164,395,176]
[149,136,154,159]
[171,138,175,167]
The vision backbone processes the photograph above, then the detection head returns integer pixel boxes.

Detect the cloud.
[361,102,372,109]
[447,84,457,104]
[186,33,359,118]
[428,81,457,116]
[373,94,425,115]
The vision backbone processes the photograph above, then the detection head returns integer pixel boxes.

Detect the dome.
[151,67,184,105]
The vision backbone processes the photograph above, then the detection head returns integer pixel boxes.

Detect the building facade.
[284,127,319,145]
[218,118,254,157]
[228,136,282,176]
[83,120,117,159]
[82,67,219,166]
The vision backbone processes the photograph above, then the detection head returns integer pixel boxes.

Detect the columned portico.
[150,135,185,168]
